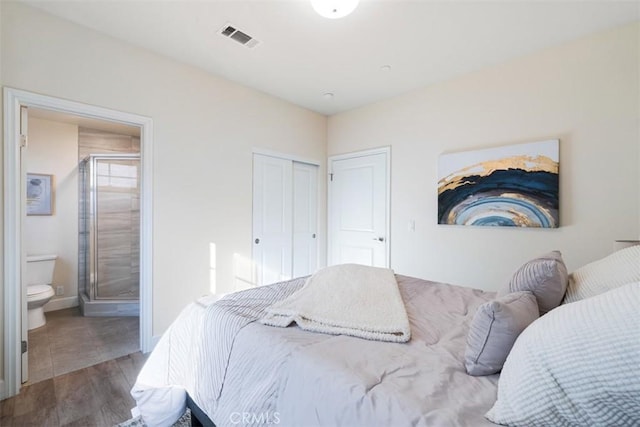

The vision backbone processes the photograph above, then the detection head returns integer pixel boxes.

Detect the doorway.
[2,87,154,399]
[328,147,390,268]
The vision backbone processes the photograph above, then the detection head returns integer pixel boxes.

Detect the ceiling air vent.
[219,23,260,49]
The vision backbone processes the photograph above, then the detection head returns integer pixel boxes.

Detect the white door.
[329,149,389,267]
[20,106,29,383]
[292,162,318,278]
[253,154,319,286]
[253,154,293,286]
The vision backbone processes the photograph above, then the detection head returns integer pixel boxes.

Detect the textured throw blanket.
[260,264,411,343]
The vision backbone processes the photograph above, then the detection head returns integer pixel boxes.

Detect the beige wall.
[328,23,640,291]
[0,0,328,368]
[24,118,79,308]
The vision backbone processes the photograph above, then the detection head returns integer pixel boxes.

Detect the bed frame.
[186,395,216,427]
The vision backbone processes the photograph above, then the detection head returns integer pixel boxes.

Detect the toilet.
[26,254,57,330]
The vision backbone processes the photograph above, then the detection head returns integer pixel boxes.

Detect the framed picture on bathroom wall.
[26,173,54,216]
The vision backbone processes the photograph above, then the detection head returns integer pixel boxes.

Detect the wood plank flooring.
[0,352,147,427]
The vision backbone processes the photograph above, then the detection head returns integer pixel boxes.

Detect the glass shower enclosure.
[79,154,140,316]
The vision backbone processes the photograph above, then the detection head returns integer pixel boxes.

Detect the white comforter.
[132,275,499,427]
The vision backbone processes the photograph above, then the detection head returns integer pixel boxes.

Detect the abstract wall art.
[438,139,559,228]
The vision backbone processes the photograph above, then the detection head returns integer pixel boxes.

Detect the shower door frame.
[81,154,142,308]
[3,87,154,399]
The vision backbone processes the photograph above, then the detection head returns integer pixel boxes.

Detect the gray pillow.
[498,250,568,315]
[464,291,539,376]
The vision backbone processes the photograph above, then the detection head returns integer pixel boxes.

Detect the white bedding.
[132,275,499,427]
[487,282,640,426]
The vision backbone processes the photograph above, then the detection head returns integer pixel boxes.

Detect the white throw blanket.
[260,264,411,343]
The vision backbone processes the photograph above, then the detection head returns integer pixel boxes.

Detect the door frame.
[2,87,154,398]
[327,146,391,268]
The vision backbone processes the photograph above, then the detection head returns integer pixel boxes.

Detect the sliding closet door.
[292,162,318,278]
[253,154,318,286]
[253,154,293,286]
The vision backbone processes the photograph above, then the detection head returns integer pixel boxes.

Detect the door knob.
[312,234,316,239]
[373,237,385,242]
[255,238,260,244]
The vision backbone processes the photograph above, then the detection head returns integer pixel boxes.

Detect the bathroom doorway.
[26,117,142,384]
[3,88,154,398]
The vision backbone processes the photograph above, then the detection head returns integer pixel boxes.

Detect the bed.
[132,247,640,427]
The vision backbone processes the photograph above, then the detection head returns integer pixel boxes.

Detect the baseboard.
[44,296,79,312]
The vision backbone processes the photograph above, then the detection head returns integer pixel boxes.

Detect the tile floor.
[27,307,139,384]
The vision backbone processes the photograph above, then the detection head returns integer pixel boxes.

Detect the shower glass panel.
[79,154,140,316]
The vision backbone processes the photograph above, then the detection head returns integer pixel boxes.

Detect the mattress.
[132,275,499,427]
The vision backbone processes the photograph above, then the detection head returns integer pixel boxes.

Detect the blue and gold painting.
[438,139,559,228]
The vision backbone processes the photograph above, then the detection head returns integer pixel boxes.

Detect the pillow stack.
[486,282,640,426]
[486,246,640,425]
[464,251,568,376]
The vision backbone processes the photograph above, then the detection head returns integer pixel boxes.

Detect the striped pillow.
[498,251,568,315]
[486,282,640,426]
[563,245,640,304]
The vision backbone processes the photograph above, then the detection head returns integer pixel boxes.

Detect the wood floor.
[1,308,144,426]
[0,352,147,427]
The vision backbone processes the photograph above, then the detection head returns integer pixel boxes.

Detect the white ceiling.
[21,0,640,116]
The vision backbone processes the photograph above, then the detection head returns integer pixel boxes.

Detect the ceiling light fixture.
[310,0,359,19]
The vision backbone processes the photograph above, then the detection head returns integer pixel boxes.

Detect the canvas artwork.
[438,139,559,228]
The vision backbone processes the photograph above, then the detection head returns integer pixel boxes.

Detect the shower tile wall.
[79,128,140,159]
[79,128,140,300]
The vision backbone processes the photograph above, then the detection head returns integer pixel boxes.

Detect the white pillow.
[486,282,640,426]
[563,245,640,304]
